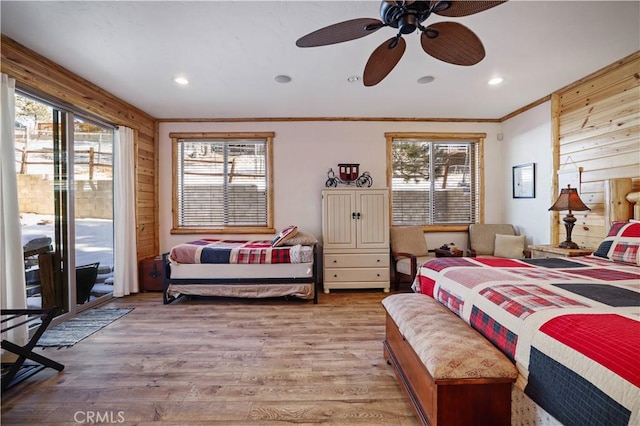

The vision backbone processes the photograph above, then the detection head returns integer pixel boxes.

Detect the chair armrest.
[467,248,478,257]
[523,248,532,258]
[392,252,418,281]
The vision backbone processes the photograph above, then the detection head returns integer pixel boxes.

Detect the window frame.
[385,132,485,232]
[170,132,275,234]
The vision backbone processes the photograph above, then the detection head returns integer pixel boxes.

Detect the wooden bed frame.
[161,244,319,304]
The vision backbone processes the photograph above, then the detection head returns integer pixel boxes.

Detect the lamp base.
[558,240,580,250]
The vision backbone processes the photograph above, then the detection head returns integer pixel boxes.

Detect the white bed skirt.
[167,282,315,300]
[166,261,316,301]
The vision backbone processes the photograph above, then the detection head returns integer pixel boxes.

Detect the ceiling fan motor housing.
[379,0,435,32]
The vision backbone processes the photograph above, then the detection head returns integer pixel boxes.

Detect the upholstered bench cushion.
[382,293,518,381]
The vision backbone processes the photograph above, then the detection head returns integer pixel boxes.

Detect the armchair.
[468,224,530,258]
[390,226,434,291]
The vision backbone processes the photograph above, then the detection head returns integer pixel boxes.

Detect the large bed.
[411,219,640,425]
[162,231,319,304]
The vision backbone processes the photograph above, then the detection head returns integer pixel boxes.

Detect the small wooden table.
[528,244,594,259]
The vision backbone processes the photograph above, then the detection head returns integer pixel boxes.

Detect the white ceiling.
[2,1,639,120]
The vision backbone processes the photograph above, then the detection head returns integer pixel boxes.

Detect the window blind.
[176,139,268,228]
[391,139,479,225]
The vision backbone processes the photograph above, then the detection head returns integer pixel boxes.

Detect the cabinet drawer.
[324,267,389,283]
[325,253,389,268]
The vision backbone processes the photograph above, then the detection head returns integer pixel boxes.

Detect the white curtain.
[113,126,139,297]
[1,73,27,344]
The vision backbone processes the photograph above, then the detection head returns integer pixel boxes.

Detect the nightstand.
[528,244,594,259]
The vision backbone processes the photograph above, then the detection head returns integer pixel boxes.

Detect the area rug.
[36,307,133,348]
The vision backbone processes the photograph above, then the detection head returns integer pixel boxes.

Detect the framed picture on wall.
[512,163,536,198]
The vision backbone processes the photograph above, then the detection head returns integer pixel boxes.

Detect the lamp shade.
[548,185,591,212]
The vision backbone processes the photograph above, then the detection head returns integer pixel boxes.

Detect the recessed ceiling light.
[274,74,292,83]
[488,77,503,86]
[417,75,435,84]
[347,75,361,83]
[174,77,189,85]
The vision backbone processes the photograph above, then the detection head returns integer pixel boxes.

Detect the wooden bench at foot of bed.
[382,293,518,426]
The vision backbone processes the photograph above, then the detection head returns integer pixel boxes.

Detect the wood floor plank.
[1,291,418,425]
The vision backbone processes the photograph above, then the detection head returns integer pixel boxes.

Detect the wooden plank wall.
[553,51,640,248]
[1,35,158,261]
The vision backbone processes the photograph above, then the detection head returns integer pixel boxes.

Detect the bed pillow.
[271,225,298,247]
[281,230,318,246]
[593,221,640,265]
[494,234,526,258]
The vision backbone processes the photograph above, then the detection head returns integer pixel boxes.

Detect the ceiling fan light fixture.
[347,75,361,83]
[417,75,435,84]
[274,74,292,83]
[398,14,418,34]
[488,77,504,85]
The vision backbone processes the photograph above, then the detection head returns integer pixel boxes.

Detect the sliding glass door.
[72,118,114,307]
[15,93,114,315]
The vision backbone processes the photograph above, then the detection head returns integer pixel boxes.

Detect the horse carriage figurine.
[325,163,373,188]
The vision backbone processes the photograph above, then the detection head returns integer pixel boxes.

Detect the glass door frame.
[16,90,115,325]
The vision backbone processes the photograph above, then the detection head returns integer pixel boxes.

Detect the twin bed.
[162,231,319,304]
[409,207,640,423]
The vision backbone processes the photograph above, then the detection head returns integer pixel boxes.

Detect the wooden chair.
[390,226,434,291]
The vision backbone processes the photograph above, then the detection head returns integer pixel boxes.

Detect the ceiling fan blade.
[296,18,384,48]
[363,37,407,87]
[431,1,507,17]
[420,22,485,66]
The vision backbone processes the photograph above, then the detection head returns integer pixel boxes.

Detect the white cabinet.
[322,188,390,293]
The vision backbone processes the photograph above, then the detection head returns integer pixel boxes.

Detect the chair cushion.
[494,234,526,258]
[390,226,429,259]
[469,224,516,255]
[396,255,435,276]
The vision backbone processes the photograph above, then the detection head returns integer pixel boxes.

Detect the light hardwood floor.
[2,291,419,425]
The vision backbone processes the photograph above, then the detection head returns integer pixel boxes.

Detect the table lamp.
[548,184,591,249]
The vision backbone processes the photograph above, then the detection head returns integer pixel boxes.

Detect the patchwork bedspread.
[170,239,313,264]
[413,255,640,426]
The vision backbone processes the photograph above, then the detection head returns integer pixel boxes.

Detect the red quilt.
[413,255,640,426]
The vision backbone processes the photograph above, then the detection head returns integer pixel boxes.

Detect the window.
[171,132,274,234]
[386,132,484,229]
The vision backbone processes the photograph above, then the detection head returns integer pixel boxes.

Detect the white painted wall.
[158,120,506,253]
[501,101,554,245]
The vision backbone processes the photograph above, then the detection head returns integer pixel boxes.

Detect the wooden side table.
[528,244,594,259]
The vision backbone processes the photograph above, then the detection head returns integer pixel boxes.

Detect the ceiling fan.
[296,1,507,86]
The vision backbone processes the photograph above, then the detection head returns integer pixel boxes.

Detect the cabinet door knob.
[376,259,380,262]
[333,260,337,263]
[352,212,356,219]
[334,274,338,278]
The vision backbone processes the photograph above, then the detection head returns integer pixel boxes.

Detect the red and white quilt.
[169,239,311,264]
[413,255,640,426]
